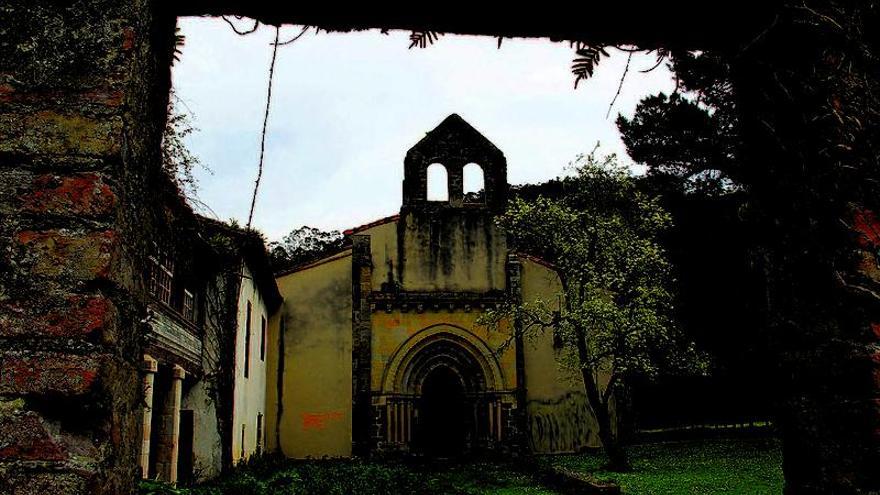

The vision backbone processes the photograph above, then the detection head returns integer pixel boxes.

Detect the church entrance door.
[418,366,470,457]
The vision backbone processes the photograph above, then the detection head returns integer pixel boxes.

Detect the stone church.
[266,115,603,457]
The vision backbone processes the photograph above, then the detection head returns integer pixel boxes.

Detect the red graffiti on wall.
[301,411,343,430]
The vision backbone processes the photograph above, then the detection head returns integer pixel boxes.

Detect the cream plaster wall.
[231,262,270,463]
[520,257,601,453]
[273,252,354,458]
[181,380,222,480]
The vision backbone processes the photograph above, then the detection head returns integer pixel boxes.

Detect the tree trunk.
[575,326,630,471]
[729,3,880,493]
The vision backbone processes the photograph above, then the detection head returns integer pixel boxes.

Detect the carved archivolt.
[380,323,507,395]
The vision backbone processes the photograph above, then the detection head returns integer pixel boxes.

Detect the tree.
[614,52,776,430]
[481,154,705,470]
[162,91,204,201]
[268,226,346,272]
[616,51,739,196]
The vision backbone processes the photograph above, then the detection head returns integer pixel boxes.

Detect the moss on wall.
[520,257,600,453]
[396,209,507,292]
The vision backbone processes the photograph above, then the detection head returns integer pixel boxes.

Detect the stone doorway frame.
[375,324,515,453]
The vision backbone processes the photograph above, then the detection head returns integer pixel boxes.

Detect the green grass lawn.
[417,461,558,495]
[141,437,782,495]
[551,437,783,495]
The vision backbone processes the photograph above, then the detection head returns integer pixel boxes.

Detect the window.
[463,163,485,202]
[147,253,173,305]
[256,413,264,456]
[182,289,195,322]
[260,316,266,361]
[244,301,252,378]
[240,424,246,460]
[426,163,448,201]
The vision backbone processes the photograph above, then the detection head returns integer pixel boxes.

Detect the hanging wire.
[246,26,281,230]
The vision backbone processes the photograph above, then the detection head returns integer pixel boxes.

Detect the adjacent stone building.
[266,115,602,458]
[228,237,280,464]
[139,199,280,483]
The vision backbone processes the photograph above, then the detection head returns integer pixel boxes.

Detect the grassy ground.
[551,437,783,495]
[141,457,554,495]
[140,437,782,495]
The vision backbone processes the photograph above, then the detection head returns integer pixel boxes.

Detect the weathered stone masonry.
[0,1,175,493]
[351,234,373,455]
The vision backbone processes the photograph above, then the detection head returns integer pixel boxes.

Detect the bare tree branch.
[276,25,310,46]
[606,51,633,119]
[640,52,668,73]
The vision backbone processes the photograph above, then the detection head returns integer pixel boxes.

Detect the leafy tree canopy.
[482,154,705,469]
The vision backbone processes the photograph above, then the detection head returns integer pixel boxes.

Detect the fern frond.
[409,31,442,49]
[571,45,609,89]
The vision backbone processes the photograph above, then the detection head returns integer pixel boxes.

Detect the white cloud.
[172,18,675,240]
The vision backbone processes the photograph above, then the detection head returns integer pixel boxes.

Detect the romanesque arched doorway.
[378,325,514,455]
[418,365,469,456]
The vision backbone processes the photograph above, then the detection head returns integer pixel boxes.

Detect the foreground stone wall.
[0,1,173,493]
[729,4,880,492]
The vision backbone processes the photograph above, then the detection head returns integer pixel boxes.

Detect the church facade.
[266,115,604,458]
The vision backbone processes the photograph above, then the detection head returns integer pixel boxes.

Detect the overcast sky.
[172,17,676,241]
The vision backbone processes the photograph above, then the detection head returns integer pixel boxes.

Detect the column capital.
[171,364,186,380]
[143,354,158,373]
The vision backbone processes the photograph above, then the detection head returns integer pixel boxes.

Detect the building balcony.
[145,300,203,373]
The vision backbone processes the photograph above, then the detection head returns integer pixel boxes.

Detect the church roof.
[274,248,353,278]
[406,113,503,159]
[342,214,399,236]
[514,251,557,270]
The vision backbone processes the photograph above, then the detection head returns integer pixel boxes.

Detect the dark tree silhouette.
[617,51,739,196]
[268,226,346,272]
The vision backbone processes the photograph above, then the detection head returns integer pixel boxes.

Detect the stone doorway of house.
[418,366,472,457]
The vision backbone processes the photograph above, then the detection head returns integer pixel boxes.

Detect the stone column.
[156,365,185,483]
[141,355,158,478]
[447,162,464,206]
